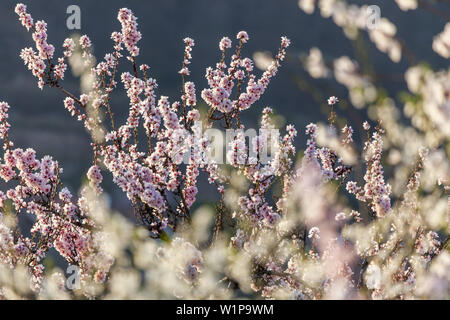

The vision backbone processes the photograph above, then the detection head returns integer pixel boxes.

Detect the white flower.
[365,263,381,290]
[327,96,339,105]
[308,226,320,240]
[433,23,450,59]
[298,0,315,14]
[395,0,418,11]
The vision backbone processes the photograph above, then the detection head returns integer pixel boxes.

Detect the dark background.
[0,0,448,213]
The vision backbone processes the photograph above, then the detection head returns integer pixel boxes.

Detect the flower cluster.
[179,37,194,76]
[201,33,290,126]
[0,100,113,292]
[15,4,57,88]
[117,8,142,57]
[14,3,33,31]
[156,237,203,283]
[87,165,103,195]
[346,124,391,217]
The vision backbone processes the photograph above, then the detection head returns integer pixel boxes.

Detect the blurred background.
[0,0,448,215]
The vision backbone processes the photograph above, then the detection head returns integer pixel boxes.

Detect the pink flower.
[184,81,197,106]
[183,37,195,47]
[87,165,103,195]
[219,37,232,51]
[80,35,92,49]
[64,97,76,116]
[63,38,75,57]
[341,125,354,144]
[236,31,249,43]
[335,212,347,221]
[281,36,291,48]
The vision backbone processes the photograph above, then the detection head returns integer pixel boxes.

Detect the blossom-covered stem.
[234,40,244,128]
[179,38,195,127]
[38,34,85,111]
[327,96,338,127]
[180,52,188,121]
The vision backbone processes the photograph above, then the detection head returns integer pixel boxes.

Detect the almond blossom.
[3,3,448,300]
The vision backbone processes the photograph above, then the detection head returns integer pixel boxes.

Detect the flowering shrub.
[0,3,448,299]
